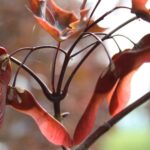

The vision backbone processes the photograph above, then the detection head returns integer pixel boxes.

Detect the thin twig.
[56,54,70,93]
[82,33,107,39]
[102,16,137,40]
[63,15,137,93]
[84,32,112,64]
[51,42,61,93]
[57,9,135,94]
[93,33,122,52]
[111,34,136,46]
[9,45,66,57]
[10,56,53,100]
[80,0,87,10]
[12,51,33,87]
[75,91,150,150]
[63,42,99,94]
[85,6,131,32]
[70,33,107,57]
[70,42,97,58]
[87,0,102,25]
[110,37,122,52]
[9,45,66,100]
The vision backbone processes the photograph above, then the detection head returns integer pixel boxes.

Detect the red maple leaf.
[73,34,150,145]
[28,0,105,41]
[6,86,73,148]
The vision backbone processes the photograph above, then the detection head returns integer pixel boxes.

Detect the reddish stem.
[75,91,150,150]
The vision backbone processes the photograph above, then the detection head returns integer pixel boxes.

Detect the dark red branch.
[75,91,150,150]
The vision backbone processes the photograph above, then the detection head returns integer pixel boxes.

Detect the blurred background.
[0,0,150,149]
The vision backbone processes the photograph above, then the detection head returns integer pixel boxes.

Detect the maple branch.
[11,46,64,121]
[103,16,137,40]
[70,33,107,57]
[87,0,102,24]
[12,50,33,87]
[82,33,122,52]
[63,15,136,92]
[74,14,135,57]
[85,32,112,63]
[56,54,70,93]
[10,45,66,89]
[9,45,67,101]
[110,37,122,52]
[85,6,131,32]
[9,45,66,57]
[63,42,99,94]
[80,0,87,10]
[64,32,113,93]
[75,91,150,150]
[53,101,61,121]
[51,42,61,93]
[111,34,136,46]
[70,42,97,58]
[61,16,137,95]
[10,56,53,100]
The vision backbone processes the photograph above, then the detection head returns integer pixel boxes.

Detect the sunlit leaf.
[29,0,106,41]
[69,9,106,34]
[47,0,78,28]
[34,16,61,40]
[109,34,150,115]
[28,0,40,14]
[109,70,136,116]
[73,93,104,145]
[73,67,119,145]
[6,87,72,148]
[74,34,150,144]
